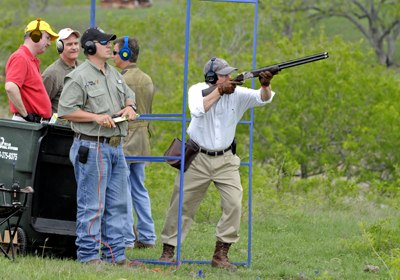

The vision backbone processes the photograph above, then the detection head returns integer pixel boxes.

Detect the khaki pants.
[161,150,242,246]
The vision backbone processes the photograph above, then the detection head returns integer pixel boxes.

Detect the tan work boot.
[211,241,237,272]
[157,244,175,262]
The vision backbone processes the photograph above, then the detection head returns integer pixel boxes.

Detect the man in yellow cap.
[5,18,58,123]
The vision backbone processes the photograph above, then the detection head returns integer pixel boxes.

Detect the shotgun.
[202,51,329,97]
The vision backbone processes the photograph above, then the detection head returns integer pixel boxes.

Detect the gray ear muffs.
[56,40,64,54]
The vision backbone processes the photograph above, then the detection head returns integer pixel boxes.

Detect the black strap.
[200,146,231,156]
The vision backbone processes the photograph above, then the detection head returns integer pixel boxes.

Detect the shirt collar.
[20,45,38,61]
[122,64,138,71]
[86,59,109,74]
[59,57,79,70]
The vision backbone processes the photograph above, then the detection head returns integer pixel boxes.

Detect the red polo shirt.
[5,45,52,118]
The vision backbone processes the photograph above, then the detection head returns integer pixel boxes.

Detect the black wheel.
[10,227,27,255]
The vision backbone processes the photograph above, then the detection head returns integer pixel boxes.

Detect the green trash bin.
[0,119,44,187]
[0,118,77,257]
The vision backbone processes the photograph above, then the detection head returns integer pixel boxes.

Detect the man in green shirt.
[58,27,139,266]
[112,36,156,250]
[42,28,83,114]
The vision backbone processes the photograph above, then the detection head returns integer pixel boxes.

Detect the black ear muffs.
[205,57,218,84]
[56,40,64,54]
[119,36,131,61]
[30,18,42,43]
[84,41,96,56]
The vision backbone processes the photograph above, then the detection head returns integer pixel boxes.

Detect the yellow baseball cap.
[25,18,59,41]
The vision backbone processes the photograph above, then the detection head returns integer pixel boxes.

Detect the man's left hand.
[259,71,274,88]
[116,106,137,121]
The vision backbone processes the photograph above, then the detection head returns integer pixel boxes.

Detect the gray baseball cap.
[203,58,238,76]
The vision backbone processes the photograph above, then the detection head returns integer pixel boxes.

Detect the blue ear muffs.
[119,36,131,61]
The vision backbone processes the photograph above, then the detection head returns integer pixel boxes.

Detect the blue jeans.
[124,162,156,246]
[70,138,128,263]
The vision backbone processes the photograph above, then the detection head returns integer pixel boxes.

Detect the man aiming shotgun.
[159,52,329,271]
[158,57,275,271]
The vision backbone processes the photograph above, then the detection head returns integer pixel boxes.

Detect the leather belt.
[200,146,231,156]
[75,133,121,146]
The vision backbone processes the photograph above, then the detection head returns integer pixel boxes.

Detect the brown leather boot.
[211,241,237,272]
[157,244,175,262]
[134,240,156,249]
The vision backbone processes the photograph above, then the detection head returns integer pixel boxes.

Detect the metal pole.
[90,0,96,27]
[247,1,258,267]
[176,0,192,262]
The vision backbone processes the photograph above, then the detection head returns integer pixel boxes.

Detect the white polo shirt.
[187,82,275,151]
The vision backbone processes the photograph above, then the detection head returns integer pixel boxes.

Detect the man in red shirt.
[5,18,58,122]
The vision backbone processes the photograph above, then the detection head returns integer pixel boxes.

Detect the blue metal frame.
[89,0,258,267]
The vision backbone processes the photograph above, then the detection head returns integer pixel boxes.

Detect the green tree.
[307,0,400,67]
[249,30,400,183]
[260,0,309,40]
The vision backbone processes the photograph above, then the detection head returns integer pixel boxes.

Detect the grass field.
[0,198,394,279]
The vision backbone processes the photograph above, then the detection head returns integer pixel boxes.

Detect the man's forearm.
[61,109,98,122]
[62,109,122,128]
[5,82,27,116]
[261,85,272,102]
[203,87,221,112]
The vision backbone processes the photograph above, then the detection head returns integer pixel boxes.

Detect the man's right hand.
[22,112,40,123]
[217,79,244,96]
[259,71,274,88]
[95,115,116,128]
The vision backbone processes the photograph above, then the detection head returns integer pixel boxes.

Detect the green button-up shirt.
[42,57,83,114]
[120,64,155,162]
[58,59,136,137]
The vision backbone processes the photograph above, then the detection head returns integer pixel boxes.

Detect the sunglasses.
[94,40,109,46]
[113,50,119,55]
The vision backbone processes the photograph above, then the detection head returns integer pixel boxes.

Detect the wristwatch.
[127,104,137,112]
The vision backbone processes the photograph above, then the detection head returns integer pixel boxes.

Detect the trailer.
[100,0,153,9]
[0,119,77,257]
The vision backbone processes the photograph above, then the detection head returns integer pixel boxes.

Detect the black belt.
[200,146,231,156]
[75,133,121,146]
